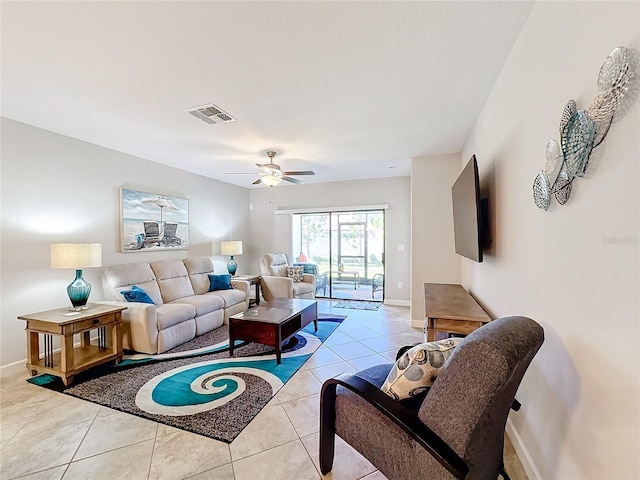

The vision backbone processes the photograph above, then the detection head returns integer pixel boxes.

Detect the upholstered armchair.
[259,253,316,301]
[320,316,544,480]
[293,262,328,296]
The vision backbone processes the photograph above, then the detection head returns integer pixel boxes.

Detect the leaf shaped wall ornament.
[552,169,572,205]
[534,46,639,211]
[533,171,551,211]
[544,139,563,179]
[561,110,597,178]
[559,100,577,136]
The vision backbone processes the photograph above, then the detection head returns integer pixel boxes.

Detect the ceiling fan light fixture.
[262,174,283,187]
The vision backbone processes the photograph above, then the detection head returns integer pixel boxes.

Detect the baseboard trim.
[506,416,542,480]
[0,359,26,379]
[383,299,410,307]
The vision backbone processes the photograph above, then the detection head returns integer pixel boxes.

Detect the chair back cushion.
[419,316,543,478]
[260,253,289,277]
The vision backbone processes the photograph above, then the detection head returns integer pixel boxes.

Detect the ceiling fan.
[226,151,315,187]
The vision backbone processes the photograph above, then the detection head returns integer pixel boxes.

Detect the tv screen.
[452,155,485,262]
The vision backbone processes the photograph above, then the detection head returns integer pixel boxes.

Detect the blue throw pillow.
[208,273,233,291]
[121,285,155,304]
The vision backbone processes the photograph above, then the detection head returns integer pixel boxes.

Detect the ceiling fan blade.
[283,171,315,176]
[252,178,263,185]
[282,176,303,184]
[224,172,259,174]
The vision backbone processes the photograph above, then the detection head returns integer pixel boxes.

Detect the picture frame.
[120,187,190,252]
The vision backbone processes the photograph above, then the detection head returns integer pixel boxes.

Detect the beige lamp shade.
[220,241,243,256]
[51,243,103,269]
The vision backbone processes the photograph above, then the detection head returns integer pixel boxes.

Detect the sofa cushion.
[287,266,304,282]
[208,274,233,291]
[183,257,215,295]
[206,288,247,308]
[121,285,155,304]
[156,303,197,330]
[151,259,195,303]
[103,262,164,306]
[170,294,224,316]
[381,338,461,401]
[292,281,315,297]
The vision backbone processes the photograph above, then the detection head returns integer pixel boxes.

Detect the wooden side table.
[424,283,491,342]
[234,274,262,306]
[17,303,126,386]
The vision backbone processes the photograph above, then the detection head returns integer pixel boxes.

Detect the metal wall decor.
[533,46,640,210]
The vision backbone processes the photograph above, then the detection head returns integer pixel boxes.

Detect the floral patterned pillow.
[381,338,462,400]
[286,266,305,282]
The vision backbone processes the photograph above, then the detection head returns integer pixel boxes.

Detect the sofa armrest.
[260,275,294,301]
[98,300,159,354]
[302,274,316,288]
[230,279,250,303]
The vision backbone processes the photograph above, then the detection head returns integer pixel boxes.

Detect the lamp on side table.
[51,243,102,310]
[221,240,243,276]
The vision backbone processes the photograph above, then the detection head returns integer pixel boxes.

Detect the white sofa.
[101,257,249,354]
[259,253,316,301]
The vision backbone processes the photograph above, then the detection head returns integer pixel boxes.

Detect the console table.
[18,303,126,386]
[424,283,491,342]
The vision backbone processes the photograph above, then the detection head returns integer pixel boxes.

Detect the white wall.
[248,177,411,304]
[410,153,462,325]
[461,2,639,478]
[0,118,250,368]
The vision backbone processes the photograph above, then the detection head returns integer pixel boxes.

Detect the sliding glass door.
[292,210,384,301]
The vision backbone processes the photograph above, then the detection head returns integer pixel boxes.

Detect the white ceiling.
[1,1,533,188]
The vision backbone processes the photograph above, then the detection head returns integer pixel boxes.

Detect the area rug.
[27,314,345,443]
[334,300,381,311]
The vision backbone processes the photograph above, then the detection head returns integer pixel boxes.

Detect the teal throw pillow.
[121,285,154,304]
[293,263,317,275]
[208,273,233,291]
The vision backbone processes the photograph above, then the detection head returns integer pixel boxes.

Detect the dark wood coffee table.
[229,298,318,364]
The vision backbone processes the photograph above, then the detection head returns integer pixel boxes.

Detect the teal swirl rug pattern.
[27,315,344,442]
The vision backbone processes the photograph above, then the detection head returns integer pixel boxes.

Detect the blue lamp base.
[227,256,238,276]
[67,269,91,310]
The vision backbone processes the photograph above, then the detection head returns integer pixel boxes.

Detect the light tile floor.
[0,301,527,479]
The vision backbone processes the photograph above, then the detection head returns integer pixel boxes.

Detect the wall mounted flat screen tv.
[451,155,490,262]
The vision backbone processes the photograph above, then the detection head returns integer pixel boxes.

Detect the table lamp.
[51,243,102,310]
[220,240,243,276]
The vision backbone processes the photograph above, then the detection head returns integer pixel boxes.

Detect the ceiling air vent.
[186,103,236,124]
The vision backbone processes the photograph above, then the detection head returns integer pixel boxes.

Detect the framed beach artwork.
[120,188,190,252]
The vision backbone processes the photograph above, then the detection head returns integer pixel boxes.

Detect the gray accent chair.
[320,316,544,479]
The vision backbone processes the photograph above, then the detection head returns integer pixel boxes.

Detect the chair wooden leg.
[319,382,338,475]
